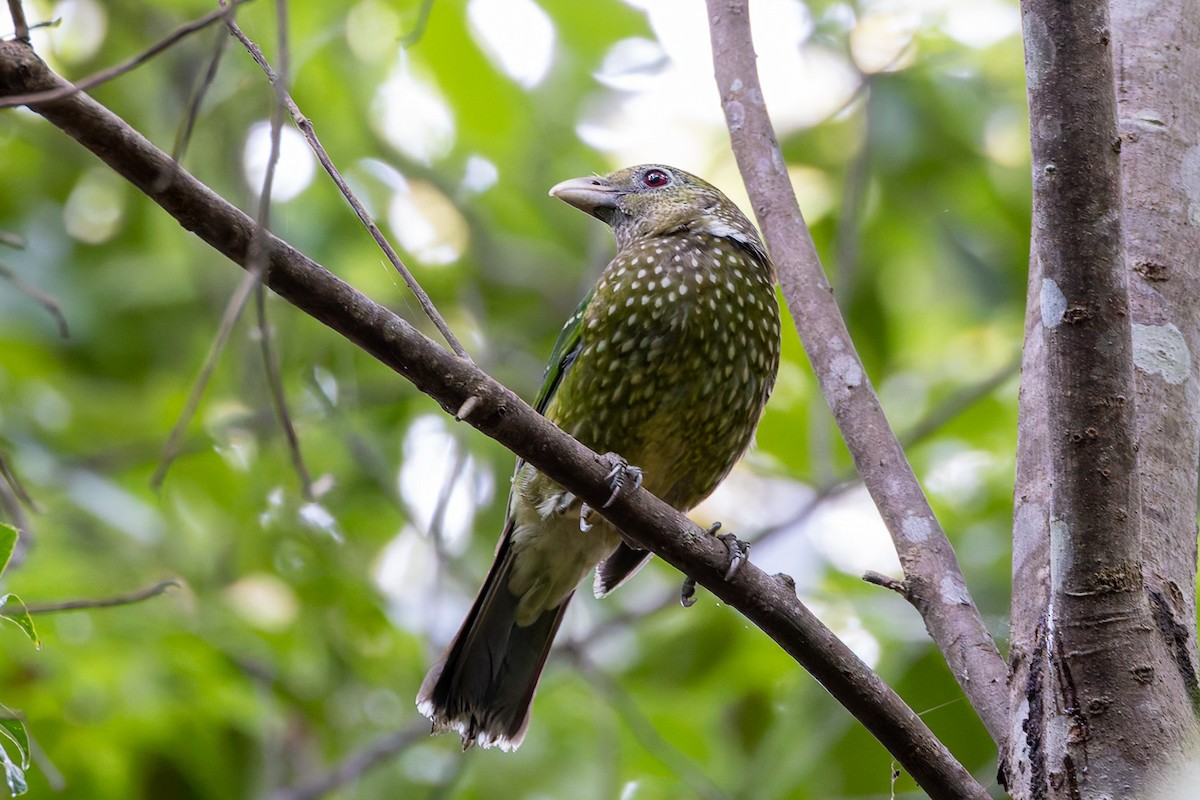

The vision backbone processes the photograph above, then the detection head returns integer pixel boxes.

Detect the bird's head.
[549,164,766,262]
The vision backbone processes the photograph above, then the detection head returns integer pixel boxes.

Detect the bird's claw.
[600,453,643,508]
[579,503,594,532]
[718,532,750,581]
[679,523,749,607]
[681,576,697,608]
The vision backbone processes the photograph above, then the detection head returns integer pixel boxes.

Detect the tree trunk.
[1006,0,1200,795]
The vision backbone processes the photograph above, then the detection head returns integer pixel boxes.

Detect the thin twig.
[0,229,25,249]
[26,578,182,614]
[151,269,259,489]
[399,0,437,47]
[305,372,401,507]
[6,0,28,42]
[0,0,251,109]
[248,0,314,499]
[706,0,1007,746]
[223,20,470,360]
[268,723,426,800]
[0,260,69,337]
[863,569,909,598]
[566,648,733,800]
[0,469,31,569]
[900,359,1019,447]
[753,358,1019,551]
[170,26,228,162]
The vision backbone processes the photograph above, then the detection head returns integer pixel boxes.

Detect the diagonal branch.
[224,17,469,359]
[0,0,250,109]
[0,41,987,799]
[705,0,1008,744]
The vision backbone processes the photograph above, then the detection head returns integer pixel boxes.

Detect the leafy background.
[0,0,1027,797]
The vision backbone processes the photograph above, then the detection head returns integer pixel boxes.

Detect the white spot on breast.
[1132,322,1192,385]
[625,296,635,307]
[662,276,672,287]
[637,269,647,279]
[1040,278,1066,328]
[679,284,689,295]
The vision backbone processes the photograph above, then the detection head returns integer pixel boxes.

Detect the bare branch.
[6,0,28,43]
[0,0,250,109]
[247,0,314,499]
[863,570,910,599]
[224,18,469,360]
[705,0,1007,743]
[0,229,25,248]
[567,648,732,800]
[0,260,68,337]
[26,578,181,614]
[170,27,228,162]
[151,268,259,489]
[0,42,988,799]
[267,723,426,800]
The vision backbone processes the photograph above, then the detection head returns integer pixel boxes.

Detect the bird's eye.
[642,169,669,188]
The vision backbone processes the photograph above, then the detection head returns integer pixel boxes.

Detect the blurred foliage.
[0,0,1027,797]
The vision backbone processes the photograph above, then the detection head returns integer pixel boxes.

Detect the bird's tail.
[417,529,571,751]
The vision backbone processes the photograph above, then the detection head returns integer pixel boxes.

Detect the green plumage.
[418,164,781,751]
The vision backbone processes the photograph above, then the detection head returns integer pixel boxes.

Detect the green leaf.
[0,525,16,579]
[0,596,39,650]
[0,712,29,772]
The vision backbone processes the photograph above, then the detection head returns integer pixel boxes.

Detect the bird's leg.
[680,522,750,607]
[579,453,644,533]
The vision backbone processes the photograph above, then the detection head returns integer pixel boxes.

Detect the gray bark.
[1007,0,1200,795]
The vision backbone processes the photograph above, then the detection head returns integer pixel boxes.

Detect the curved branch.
[26,578,181,614]
[0,41,987,799]
[705,0,1008,743]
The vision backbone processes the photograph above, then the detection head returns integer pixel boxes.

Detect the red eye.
[642,169,669,188]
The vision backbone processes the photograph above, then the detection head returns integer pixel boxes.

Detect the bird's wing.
[504,286,592,505]
[533,286,593,414]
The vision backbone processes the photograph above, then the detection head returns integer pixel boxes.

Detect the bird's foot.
[680,576,698,607]
[579,503,595,532]
[717,531,750,581]
[679,523,750,608]
[600,452,643,508]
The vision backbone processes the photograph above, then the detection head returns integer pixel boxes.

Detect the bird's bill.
[549,176,623,218]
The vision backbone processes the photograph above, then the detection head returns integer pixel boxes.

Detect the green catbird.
[418,164,781,750]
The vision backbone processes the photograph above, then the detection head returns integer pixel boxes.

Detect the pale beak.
[549,176,623,219]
